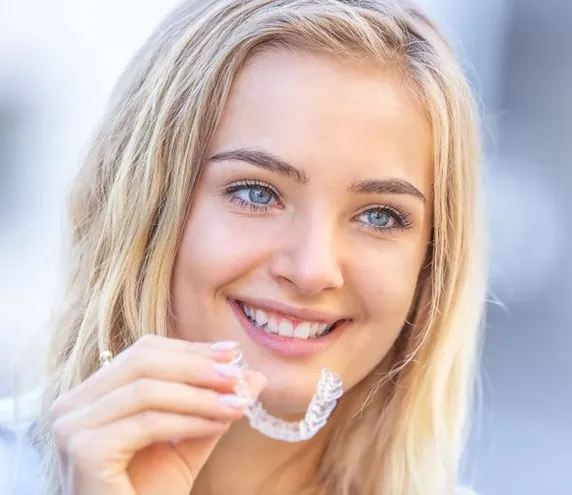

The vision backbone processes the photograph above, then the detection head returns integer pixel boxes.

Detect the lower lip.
[229,299,347,358]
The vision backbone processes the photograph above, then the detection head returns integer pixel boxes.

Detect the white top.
[1,422,43,494]
[1,388,44,495]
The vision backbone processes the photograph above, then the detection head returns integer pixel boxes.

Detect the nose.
[269,214,344,295]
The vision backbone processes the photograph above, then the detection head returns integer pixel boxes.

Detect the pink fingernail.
[219,394,251,408]
[210,341,240,351]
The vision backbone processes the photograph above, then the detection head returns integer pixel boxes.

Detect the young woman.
[23,0,487,493]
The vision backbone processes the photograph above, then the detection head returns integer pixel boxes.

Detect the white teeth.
[316,323,328,336]
[267,317,279,334]
[309,323,319,338]
[293,322,310,339]
[241,303,338,340]
[278,320,294,337]
[255,310,268,326]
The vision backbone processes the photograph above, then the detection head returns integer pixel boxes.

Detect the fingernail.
[233,378,252,399]
[219,394,251,408]
[210,341,240,351]
[214,363,243,378]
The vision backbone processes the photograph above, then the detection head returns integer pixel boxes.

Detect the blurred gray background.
[0,1,570,494]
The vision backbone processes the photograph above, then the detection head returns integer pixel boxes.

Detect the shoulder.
[0,393,45,495]
[0,417,44,495]
[0,423,44,495]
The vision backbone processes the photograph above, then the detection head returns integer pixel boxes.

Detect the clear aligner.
[232,352,344,442]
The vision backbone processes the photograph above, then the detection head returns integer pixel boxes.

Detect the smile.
[229,298,349,357]
[239,302,340,340]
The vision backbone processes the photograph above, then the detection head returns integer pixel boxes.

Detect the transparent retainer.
[232,352,344,442]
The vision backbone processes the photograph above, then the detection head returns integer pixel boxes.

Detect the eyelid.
[222,181,414,231]
[355,203,413,231]
[223,179,284,210]
[356,203,404,218]
[225,179,281,197]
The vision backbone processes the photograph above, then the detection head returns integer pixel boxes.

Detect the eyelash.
[356,203,413,234]
[223,180,413,234]
[224,180,281,212]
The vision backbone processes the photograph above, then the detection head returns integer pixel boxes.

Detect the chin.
[256,373,322,417]
[240,349,339,414]
[220,295,378,416]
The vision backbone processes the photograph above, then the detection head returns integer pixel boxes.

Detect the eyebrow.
[210,148,425,203]
[349,178,426,203]
[210,148,309,184]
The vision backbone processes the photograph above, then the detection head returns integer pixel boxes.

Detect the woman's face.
[172,48,432,414]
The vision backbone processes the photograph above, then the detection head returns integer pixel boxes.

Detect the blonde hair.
[39,1,487,494]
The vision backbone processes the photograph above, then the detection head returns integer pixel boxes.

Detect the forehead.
[211,48,432,193]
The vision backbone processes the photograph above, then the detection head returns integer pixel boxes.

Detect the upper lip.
[234,297,347,325]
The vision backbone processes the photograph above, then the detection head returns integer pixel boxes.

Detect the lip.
[229,299,349,358]
[237,297,343,325]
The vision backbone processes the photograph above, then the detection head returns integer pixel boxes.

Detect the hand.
[49,335,266,495]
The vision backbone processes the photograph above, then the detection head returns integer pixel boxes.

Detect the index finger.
[50,336,240,418]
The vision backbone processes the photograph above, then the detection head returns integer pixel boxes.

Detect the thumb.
[242,369,268,398]
[174,370,267,478]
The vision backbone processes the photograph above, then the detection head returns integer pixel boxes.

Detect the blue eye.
[225,181,279,210]
[357,206,406,231]
[234,185,274,205]
[246,186,273,205]
[366,209,391,227]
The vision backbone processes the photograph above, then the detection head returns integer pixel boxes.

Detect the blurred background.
[0,0,570,493]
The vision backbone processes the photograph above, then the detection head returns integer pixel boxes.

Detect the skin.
[173,48,433,493]
[52,48,433,495]
[174,48,432,412]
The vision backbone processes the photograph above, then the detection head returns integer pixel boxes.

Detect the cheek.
[172,198,265,339]
[353,240,424,314]
[350,243,423,339]
[336,243,424,384]
[175,198,275,292]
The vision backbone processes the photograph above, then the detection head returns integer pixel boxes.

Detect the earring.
[98,350,113,368]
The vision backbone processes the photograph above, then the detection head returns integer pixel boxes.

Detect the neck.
[192,350,398,495]
[193,417,327,495]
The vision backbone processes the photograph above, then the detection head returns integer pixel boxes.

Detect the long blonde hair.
[39,1,487,494]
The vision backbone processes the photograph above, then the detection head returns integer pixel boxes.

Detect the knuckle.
[136,410,156,434]
[52,417,73,448]
[136,334,159,348]
[130,378,155,404]
[48,397,67,423]
[66,433,95,466]
[123,347,151,376]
